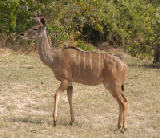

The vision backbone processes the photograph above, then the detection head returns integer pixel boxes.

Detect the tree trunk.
[153,43,160,63]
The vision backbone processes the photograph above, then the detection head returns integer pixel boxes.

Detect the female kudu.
[20,17,128,133]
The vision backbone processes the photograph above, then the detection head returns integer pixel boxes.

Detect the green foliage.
[0,0,32,33]
[0,0,160,59]
[76,40,95,52]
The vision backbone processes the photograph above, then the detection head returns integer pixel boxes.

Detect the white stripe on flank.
[112,56,116,73]
[99,53,100,71]
[84,51,85,71]
[90,52,92,69]
[102,54,105,70]
[79,52,81,74]
[109,56,112,70]
[119,59,124,71]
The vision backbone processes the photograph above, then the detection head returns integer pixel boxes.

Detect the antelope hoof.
[54,121,56,126]
[118,125,122,130]
[114,126,122,132]
[69,119,74,126]
[120,128,127,134]
[120,130,124,134]
[69,121,75,126]
[124,128,127,132]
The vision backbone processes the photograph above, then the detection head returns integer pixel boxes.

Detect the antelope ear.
[40,17,45,26]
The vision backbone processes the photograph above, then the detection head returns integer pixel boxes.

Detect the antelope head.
[20,17,46,40]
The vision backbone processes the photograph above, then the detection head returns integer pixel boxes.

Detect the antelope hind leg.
[117,93,128,133]
[117,105,123,130]
[118,84,128,133]
[109,86,128,133]
[121,94,128,133]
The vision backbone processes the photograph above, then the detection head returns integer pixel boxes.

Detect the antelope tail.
[121,84,124,92]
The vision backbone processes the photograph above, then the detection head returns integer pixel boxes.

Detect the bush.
[0,0,160,59]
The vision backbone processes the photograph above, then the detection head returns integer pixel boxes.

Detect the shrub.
[0,0,160,59]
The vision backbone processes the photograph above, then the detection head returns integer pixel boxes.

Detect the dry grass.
[0,49,160,138]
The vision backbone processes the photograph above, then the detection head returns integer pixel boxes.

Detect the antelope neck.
[37,29,55,67]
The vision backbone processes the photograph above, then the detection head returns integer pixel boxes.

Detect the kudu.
[20,17,128,133]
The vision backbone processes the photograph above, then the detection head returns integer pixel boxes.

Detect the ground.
[0,49,160,138]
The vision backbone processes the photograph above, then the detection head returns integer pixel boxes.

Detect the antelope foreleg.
[67,86,75,125]
[53,80,68,126]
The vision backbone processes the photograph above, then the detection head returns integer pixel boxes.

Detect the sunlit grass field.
[0,49,160,138]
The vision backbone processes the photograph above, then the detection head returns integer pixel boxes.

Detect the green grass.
[0,49,160,138]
